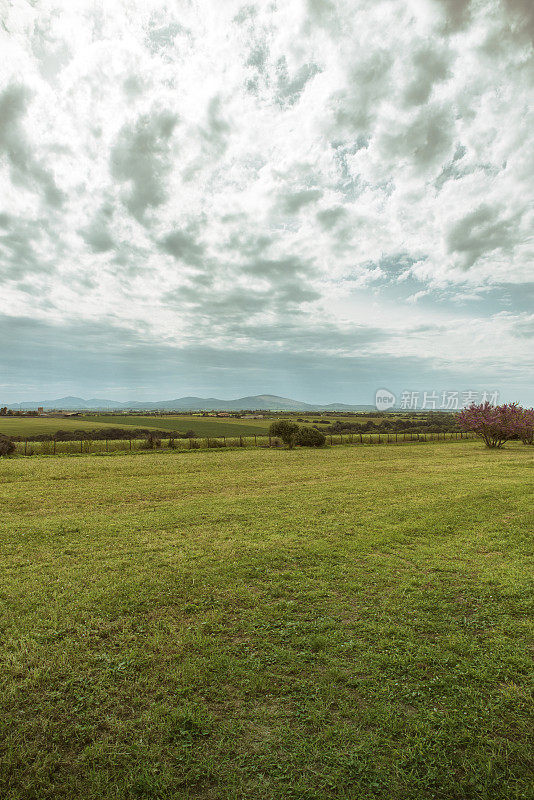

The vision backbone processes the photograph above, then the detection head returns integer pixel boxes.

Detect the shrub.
[268,420,299,449]
[458,402,530,448]
[185,430,197,438]
[295,426,326,447]
[0,436,15,457]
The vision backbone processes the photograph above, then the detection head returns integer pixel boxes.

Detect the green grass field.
[77,414,274,437]
[0,415,273,438]
[0,416,143,438]
[1,442,532,799]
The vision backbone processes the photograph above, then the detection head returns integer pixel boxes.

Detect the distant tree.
[269,420,299,449]
[294,426,326,447]
[184,429,197,438]
[457,402,529,448]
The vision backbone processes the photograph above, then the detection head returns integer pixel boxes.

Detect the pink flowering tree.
[457,402,532,448]
[519,407,534,445]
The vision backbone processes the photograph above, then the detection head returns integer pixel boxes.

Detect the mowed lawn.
[0,443,532,799]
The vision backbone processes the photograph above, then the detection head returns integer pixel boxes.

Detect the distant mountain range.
[4,394,376,412]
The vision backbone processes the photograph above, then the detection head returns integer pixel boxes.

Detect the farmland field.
[0,415,273,438]
[0,411,449,440]
[77,414,275,437]
[1,442,532,799]
[0,416,145,438]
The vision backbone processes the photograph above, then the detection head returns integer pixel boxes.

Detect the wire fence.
[11,430,475,457]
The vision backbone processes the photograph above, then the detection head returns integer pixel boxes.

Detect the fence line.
[11,430,476,457]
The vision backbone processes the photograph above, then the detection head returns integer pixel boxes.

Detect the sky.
[0,0,533,406]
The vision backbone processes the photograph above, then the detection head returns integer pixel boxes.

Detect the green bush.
[295,426,326,447]
[268,420,299,449]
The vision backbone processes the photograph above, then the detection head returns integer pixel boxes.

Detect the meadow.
[0,416,141,438]
[77,414,275,437]
[0,415,270,439]
[1,441,532,799]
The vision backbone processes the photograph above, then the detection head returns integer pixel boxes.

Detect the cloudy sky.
[0,0,533,404]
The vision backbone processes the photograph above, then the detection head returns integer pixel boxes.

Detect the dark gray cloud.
[79,204,115,253]
[282,188,323,213]
[316,206,347,229]
[402,45,451,107]
[0,215,56,280]
[242,256,315,280]
[159,229,205,266]
[200,96,231,156]
[445,203,518,269]
[0,84,64,207]
[433,0,472,31]
[110,110,179,220]
[333,50,393,133]
[378,104,454,171]
[501,0,534,40]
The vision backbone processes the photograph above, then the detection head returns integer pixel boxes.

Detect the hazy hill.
[5,394,376,412]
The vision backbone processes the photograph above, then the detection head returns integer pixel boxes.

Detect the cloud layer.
[0,0,532,402]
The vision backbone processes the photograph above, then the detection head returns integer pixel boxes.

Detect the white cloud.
[0,0,532,399]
